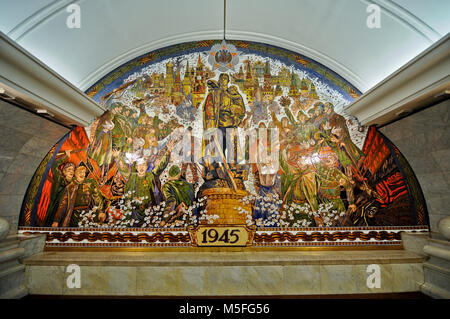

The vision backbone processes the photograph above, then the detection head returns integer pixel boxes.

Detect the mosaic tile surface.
[18,40,428,247]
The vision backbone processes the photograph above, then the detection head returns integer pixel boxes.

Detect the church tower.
[182,61,192,95]
[164,61,175,97]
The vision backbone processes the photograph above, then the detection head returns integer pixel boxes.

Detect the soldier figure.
[52,166,104,227]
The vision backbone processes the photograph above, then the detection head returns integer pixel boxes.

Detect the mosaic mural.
[18,40,428,248]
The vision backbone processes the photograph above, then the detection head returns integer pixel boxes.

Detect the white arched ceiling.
[1,0,448,93]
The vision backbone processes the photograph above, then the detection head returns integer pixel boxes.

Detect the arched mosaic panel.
[19,40,428,248]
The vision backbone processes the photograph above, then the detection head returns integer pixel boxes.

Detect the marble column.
[0,217,46,298]
[421,216,450,299]
[0,217,26,298]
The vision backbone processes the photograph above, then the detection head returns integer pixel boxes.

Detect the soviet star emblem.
[207,39,240,72]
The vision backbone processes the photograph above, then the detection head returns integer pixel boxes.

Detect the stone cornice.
[344,33,450,126]
[0,31,105,126]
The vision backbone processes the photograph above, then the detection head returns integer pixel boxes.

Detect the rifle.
[101,79,137,101]
[212,134,238,192]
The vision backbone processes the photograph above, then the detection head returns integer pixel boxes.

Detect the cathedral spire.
[197,54,203,67]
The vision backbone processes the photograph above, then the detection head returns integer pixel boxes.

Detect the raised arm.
[270,108,282,129]
[284,106,297,126]
[153,150,170,176]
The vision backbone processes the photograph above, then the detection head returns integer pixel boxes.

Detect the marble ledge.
[22,249,425,267]
[25,263,425,296]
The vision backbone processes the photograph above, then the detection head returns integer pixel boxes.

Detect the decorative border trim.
[85,39,362,102]
[226,30,369,92]
[18,226,428,248]
[253,241,402,247]
[77,31,223,91]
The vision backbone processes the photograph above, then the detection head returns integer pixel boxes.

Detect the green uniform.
[295,167,319,211]
[112,113,133,151]
[280,152,295,204]
[124,151,170,209]
[280,151,319,211]
[283,107,316,143]
[162,178,195,221]
[329,113,364,167]
[316,164,348,213]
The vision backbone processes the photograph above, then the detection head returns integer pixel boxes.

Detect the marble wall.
[24,253,425,296]
[380,100,450,234]
[0,100,69,234]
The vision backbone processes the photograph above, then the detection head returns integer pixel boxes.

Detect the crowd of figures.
[41,102,198,229]
[237,83,381,228]
[32,70,382,229]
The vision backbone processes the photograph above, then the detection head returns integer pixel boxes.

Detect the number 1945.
[201,228,240,244]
